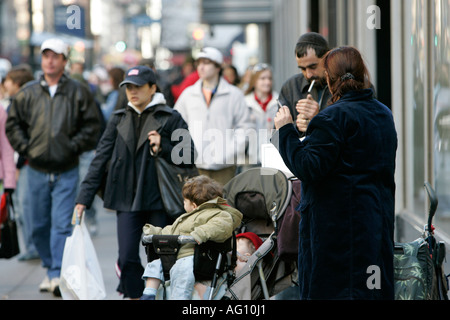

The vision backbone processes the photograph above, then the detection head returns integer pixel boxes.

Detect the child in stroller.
[235,232,263,273]
[140,175,243,300]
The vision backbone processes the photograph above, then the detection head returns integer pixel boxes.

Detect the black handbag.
[153,155,199,220]
[148,105,198,219]
[0,193,20,259]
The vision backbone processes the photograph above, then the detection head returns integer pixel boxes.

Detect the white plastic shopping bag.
[60,211,106,300]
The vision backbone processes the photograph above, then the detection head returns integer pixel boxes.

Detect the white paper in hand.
[260,144,294,176]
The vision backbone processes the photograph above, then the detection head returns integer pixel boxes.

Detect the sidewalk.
[0,199,138,300]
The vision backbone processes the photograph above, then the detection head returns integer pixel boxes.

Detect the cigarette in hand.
[277,99,283,109]
[308,80,316,93]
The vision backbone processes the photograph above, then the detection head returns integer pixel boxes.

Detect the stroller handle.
[142,234,197,245]
[424,181,438,234]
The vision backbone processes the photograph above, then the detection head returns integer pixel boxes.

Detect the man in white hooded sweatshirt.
[174,47,254,186]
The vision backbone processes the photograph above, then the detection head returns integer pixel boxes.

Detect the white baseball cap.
[197,47,223,66]
[41,38,70,58]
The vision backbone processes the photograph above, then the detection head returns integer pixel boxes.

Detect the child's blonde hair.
[182,175,223,206]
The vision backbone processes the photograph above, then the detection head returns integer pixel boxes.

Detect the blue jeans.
[28,166,79,279]
[14,165,38,255]
[143,255,195,300]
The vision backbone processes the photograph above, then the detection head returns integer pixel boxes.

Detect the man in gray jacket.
[6,38,102,296]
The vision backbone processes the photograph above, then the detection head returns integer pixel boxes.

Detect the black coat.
[76,103,196,212]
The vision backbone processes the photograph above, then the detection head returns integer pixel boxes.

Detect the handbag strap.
[147,105,172,158]
[149,104,172,133]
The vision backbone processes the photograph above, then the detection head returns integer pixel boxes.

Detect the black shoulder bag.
[150,107,198,220]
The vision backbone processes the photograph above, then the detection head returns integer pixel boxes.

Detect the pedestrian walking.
[174,47,253,186]
[171,57,198,104]
[278,32,331,135]
[273,46,397,299]
[0,101,16,213]
[70,61,108,237]
[2,66,34,109]
[223,64,240,86]
[243,63,279,169]
[102,67,125,121]
[5,38,102,296]
[2,66,37,261]
[75,65,196,299]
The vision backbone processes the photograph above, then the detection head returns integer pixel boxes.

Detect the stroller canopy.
[223,168,292,223]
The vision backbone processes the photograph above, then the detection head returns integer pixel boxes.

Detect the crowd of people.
[0,31,397,300]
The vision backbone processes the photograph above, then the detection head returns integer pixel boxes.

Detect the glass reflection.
[433,0,450,227]
[412,0,426,215]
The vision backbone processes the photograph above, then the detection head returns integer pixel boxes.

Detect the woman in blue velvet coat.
[273,47,398,300]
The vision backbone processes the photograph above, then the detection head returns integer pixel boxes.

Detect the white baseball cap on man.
[41,38,70,58]
[197,47,223,66]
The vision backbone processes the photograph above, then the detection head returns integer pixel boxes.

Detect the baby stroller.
[221,167,301,300]
[394,182,449,300]
[141,167,300,300]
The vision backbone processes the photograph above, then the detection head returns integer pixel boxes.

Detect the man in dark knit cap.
[278,32,331,136]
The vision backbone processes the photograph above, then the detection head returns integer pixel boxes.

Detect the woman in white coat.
[242,63,279,170]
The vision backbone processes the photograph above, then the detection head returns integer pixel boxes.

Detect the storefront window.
[433,0,450,232]
[411,0,427,217]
